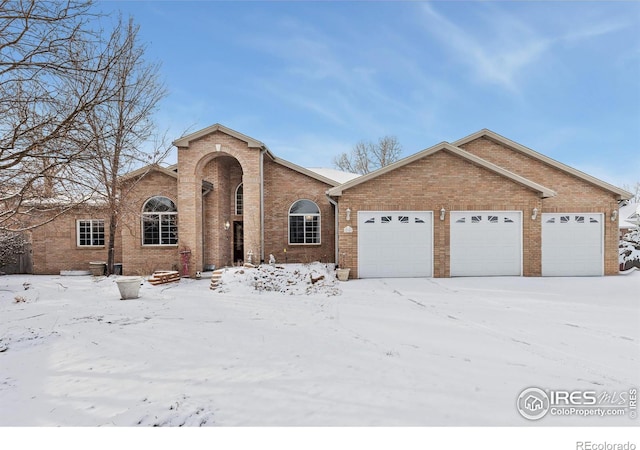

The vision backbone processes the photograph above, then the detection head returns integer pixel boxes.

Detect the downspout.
[326,194,339,266]
[260,148,265,263]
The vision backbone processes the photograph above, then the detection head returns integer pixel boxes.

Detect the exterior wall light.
[532,207,538,220]
[346,208,351,221]
[440,208,446,221]
[224,220,230,231]
[611,210,618,222]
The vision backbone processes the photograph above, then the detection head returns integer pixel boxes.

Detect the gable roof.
[327,142,557,198]
[119,164,178,182]
[453,129,633,200]
[172,123,339,185]
[173,123,267,149]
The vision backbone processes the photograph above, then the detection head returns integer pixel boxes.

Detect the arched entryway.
[175,125,264,276]
[200,154,244,269]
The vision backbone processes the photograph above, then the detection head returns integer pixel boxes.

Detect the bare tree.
[623,182,640,203]
[74,16,168,275]
[0,0,128,231]
[333,136,402,175]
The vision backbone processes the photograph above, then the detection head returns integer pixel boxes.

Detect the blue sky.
[102,1,640,189]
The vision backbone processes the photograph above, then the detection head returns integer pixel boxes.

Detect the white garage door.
[450,211,522,276]
[358,211,433,278]
[542,213,603,276]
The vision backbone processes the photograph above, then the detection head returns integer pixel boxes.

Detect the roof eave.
[119,164,178,182]
[327,142,556,198]
[172,123,266,149]
[453,129,632,200]
[327,142,452,196]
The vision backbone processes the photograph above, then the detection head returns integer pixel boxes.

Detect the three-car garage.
[356,209,604,278]
[328,130,628,279]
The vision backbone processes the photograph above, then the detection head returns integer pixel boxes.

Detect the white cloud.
[418,3,550,92]
[418,3,630,93]
[561,21,629,43]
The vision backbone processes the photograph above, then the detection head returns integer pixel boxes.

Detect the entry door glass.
[233,221,244,263]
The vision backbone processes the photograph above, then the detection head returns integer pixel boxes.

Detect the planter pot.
[336,268,350,281]
[89,261,106,277]
[115,276,143,300]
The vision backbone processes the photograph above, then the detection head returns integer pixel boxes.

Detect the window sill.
[141,244,179,248]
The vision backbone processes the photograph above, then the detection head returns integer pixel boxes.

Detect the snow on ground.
[0,264,638,426]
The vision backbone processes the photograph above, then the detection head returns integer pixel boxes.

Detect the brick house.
[29,124,632,278]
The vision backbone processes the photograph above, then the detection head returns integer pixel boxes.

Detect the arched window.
[235,183,243,215]
[142,196,178,245]
[289,199,320,244]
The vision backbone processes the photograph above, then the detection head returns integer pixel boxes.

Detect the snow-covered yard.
[1,264,638,426]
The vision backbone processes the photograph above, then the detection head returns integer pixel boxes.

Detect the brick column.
[178,178,202,275]
[242,171,262,264]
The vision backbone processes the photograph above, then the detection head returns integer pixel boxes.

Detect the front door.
[233,221,244,264]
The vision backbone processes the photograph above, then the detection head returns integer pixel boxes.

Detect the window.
[471,216,482,223]
[77,219,105,246]
[575,215,585,223]
[504,217,514,223]
[381,216,392,224]
[289,199,320,244]
[365,217,375,224]
[142,196,178,245]
[398,216,409,224]
[235,183,243,215]
[488,215,498,223]
[415,217,425,224]
[560,216,570,223]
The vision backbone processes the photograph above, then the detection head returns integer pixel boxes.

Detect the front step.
[210,269,225,290]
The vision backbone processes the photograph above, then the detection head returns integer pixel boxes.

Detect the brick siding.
[263,158,335,265]
[31,206,122,274]
[120,170,179,275]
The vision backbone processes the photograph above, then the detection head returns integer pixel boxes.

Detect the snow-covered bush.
[619,228,640,270]
[0,231,26,267]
